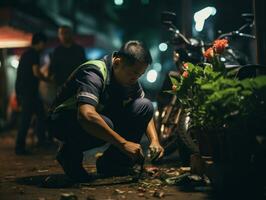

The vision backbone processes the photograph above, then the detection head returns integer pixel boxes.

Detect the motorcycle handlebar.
[217,31,255,40]
[167,26,195,47]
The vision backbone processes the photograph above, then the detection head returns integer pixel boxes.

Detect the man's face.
[36,41,45,52]
[58,27,73,44]
[113,58,148,86]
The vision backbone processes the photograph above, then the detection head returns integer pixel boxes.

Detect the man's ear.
[113,57,121,68]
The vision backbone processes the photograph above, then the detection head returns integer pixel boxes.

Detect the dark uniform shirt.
[49,43,86,87]
[15,47,40,97]
[52,53,145,114]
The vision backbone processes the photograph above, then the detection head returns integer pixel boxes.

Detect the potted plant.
[167,39,266,193]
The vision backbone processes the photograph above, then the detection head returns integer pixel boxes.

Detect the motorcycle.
[156,11,258,165]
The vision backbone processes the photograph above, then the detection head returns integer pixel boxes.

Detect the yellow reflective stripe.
[53,96,76,113]
[53,60,107,113]
[79,60,107,82]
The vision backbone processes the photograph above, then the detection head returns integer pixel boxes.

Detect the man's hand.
[148,141,164,161]
[146,119,164,161]
[120,141,144,162]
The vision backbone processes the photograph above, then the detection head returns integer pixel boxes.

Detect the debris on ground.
[138,192,145,197]
[37,169,49,173]
[78,164,211,197]
[153,190,165,198]
[135,165,211,194]
[60,192,78,200]
[114,188,125,194]
[179,167,191,172]
[164,172,190,185]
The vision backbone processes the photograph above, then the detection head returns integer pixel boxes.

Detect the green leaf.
[252,76,266,89]
[169,76,179,85]
[164,90,177,94]
[240,90,252,96]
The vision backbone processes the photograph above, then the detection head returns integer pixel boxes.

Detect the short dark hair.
[32,32,47,45]
[59,25,73,32]
[117,40,152,66]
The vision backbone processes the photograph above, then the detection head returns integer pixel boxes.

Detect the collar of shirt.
[102,53,116,86]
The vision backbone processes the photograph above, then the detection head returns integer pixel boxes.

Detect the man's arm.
[146,118,164,159]
[130,83,164,160]
[78,103,144,160]
[47,50,58,82]
[32,64,50,81]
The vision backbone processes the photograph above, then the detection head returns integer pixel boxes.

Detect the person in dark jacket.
[49,25,86,90]
[15,32,49,155]
[49,40,164,182]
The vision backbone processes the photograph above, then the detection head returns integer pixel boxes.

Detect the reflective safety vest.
[53,60,108,113]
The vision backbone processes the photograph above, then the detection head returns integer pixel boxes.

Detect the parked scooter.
[156,11,258,166]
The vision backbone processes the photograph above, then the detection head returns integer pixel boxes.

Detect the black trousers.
[51,98,154,167]
[16,95,46,150]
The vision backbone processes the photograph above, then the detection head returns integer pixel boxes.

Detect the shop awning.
[0,26,32,48]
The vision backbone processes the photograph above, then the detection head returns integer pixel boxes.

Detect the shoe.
[96,155,135,177]
[56,144,93,183]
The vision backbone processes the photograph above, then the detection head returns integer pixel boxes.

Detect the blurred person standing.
[49,25,86,90]
[15,32,49,155]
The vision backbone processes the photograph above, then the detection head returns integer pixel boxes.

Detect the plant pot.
[206,129,258,196]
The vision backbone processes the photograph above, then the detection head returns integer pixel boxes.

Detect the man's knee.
[130,98,154,120]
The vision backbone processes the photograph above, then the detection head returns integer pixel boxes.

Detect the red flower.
[182,71,189,78]
[204,47,214,61]
[213,39,228,54]
[183,63,189,69]
[172,84,178,91]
